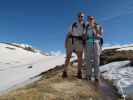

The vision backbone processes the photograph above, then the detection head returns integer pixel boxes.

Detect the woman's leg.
[94,41,100,80]
[87,46,93,80]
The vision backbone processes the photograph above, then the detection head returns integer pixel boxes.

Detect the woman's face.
[88,18,95,24]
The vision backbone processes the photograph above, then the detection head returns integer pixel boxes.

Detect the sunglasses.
[89,18,94,20]
[79,16,84,18]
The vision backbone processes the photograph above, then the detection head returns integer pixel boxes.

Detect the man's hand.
[82,34,86,46]
[65,35,69,48]
[64,42,67,48]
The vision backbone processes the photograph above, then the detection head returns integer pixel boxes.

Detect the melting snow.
[100,61,133,98]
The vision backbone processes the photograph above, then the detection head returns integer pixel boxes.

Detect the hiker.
[84,16,103,81]
[62,12,86,79]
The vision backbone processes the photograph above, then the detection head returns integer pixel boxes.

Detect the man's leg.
[62,37,73,78]
[64,52,72,72]
[62,51,72,78]
[76,50,83,79]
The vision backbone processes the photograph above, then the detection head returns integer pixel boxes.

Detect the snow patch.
[102,43,133,50]
[0,43,69,93]
[117,46,133,51]
[100,61,133,99]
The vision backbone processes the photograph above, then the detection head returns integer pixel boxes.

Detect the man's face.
[79,15,84,21]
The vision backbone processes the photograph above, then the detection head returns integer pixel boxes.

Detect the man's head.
[88,16,95,24]
[78,12,85,22]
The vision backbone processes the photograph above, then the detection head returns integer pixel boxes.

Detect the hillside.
[101,44,133,64]
[0,43,133,100]
[0,42,66,94]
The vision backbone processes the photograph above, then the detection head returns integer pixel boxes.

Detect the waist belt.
[69,35,83,40]
[68,35,83,44]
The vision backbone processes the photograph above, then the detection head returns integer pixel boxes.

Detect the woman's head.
[88,16,95,24]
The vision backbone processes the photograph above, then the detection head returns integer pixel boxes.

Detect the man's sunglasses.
[79,16,84,18]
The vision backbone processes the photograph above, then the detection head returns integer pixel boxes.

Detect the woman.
[84,16,103,82]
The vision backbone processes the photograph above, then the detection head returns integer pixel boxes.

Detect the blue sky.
[0,0,133,53]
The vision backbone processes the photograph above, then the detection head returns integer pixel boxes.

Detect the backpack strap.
[72,22,77,32]
[72,22,85,33]
[82,23,85,30]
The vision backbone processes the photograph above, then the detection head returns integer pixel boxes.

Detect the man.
[62,12,85,79]
[84,16,103,81]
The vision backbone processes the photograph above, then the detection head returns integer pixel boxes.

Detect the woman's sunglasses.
[89,18,94,20]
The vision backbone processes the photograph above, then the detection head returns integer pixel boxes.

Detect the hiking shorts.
[66,37,83,54]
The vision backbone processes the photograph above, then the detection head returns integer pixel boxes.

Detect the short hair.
[78,12,85,17]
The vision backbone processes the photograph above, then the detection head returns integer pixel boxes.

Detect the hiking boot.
[62,71,68,78]
[95,78,99,82]
[77,71,82,79]
[87,76,91,81]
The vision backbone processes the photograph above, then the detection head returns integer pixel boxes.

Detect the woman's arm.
[93,24,102,38]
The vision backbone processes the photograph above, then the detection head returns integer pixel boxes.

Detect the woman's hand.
[92,28,101,38]
[96,34,101,38]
